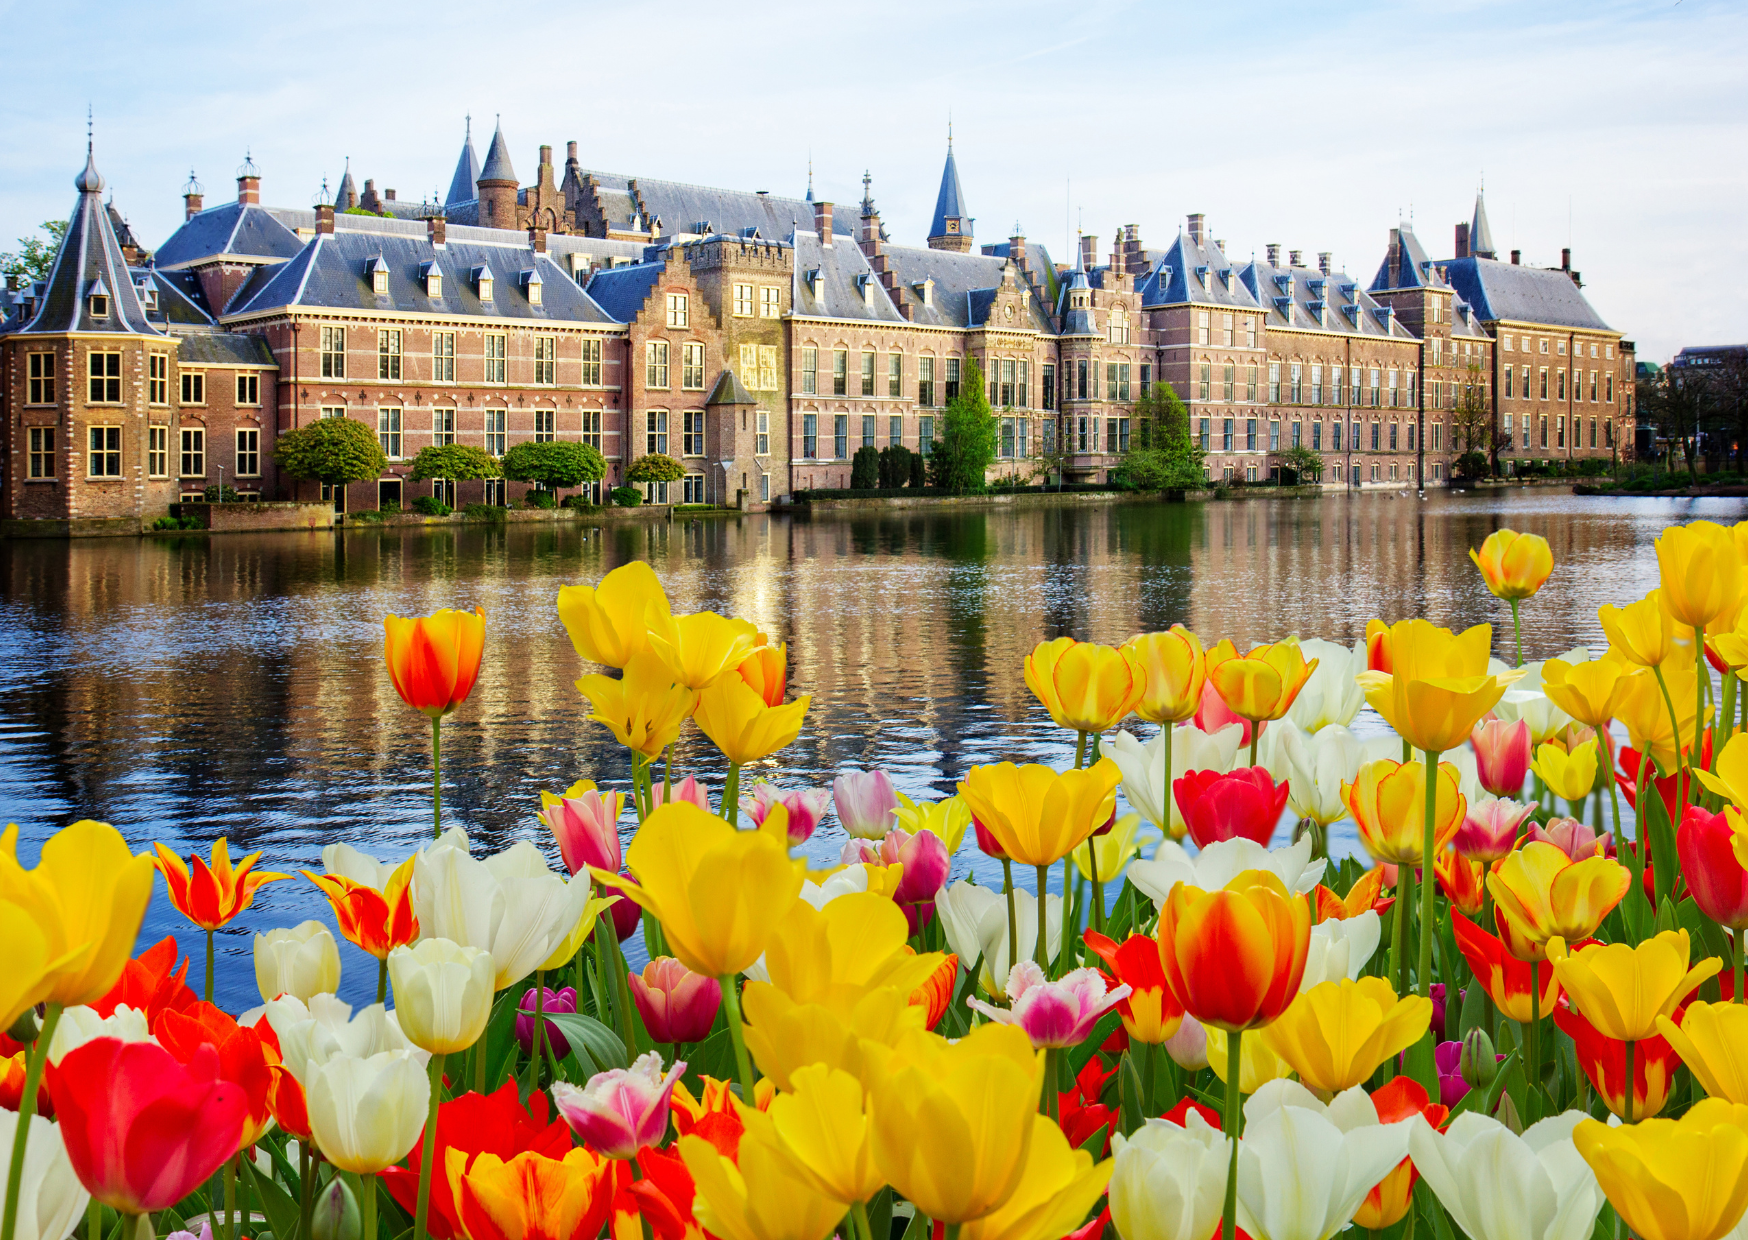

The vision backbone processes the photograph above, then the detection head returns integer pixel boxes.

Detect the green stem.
[1419,748,1441,999]
[1736,928,1744,1005]
[1060,857,1075,974]
[1511,598,1523,669]
[1001,859,1019,974]
[1041,1046,1057,1118]
[0,1002,61,1240]
[362,1171,377,1240]
[719,975,757,1100]
[432,715,443,838]
[1402,737,1413,765]
[1248,729,1258,768]
[1221,1028,1243,1240]
[1389,861,1411,995]
[1089,837,1105,935]
[299,1140,313,1240]
[1653,665,1689,822]
[1162,721,1174,836]
[225,1155,236,1240]
[722,762,741,825]
[85,1199,98,1240]
[1034,865,1051,972]
[474,1016,488,1094]
[414,1054,444,1240]
[1695,624,1708,784]
[1139,1042,1156,1117]
[532,971,547,1082]
[377,957,388,1006]
[852,1202,875,1240]
[206,928,215,1003]
[1719,672,1738,769]
[1074,731,1088,771]
[1623,1037,1635,1126]
[608,929,638,1059]
[1528,968,1541,1108]
[662,745,673,807]
[944,1226,962,1240]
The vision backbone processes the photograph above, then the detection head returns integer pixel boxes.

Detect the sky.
[2,0,1741,362]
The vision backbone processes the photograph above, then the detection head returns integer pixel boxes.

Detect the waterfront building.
[0,126,1637,528]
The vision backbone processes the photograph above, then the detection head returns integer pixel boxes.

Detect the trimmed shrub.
[203,484,239,503]
[523,490,557,510]
[411,496,451,516]
[462,503,506,522]
[610,485,642,507]
[851,445,880,490]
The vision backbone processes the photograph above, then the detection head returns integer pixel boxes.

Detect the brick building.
[0,129,1636,529]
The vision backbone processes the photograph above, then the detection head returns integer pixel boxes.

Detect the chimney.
[540,144,553,169]
[427,214,446,247]
[1510,249,1521,265]
[566,141,578,163]
[814,200,833,245]
[184,188,203,220]
[1288,249,1302,268]
[236,171,260,206]
[1008,229,1026,273]
[529,225,548,254]
[1079,233,1097,270]
[1186,213,1205,244]
[315,203,335,235]
[5,275,17,292]
[1266,243,1280,265]
[1318,252,1331,276]
[1454,222,1470,259]
[360,179,380,213]
[384,188,396,202]
[1561,247,1571,271]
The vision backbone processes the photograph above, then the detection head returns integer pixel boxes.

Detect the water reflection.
[0,490,1739,1011]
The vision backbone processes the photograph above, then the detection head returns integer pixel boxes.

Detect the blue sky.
[3,0,1741,361]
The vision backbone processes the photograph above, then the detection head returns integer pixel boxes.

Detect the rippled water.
[2,489,1741,1011]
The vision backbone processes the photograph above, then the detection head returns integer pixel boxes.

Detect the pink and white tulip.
[538,788,623,875]
[841,827,952,932]
[650,775,712,814]
[550,1051,685,1159]
[1450,798,1535,863]
[1470,716,1531,799]
[740,783,832,846]
[833,769,900,839]
[967,961,1131,1049]
[1528,815,1612,862]
[627,957,722,1044]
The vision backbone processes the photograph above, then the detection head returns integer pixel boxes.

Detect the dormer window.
[474,267,493,301]
[367,256,390,295]
[523,269,543,306]
[89,293,109,319]
[423,263,442,298]
[912,277,934,308]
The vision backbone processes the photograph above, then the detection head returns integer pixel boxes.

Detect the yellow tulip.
[1486,841,1632,961]
[1657,521,1742,632]
[1023,638,1145,735]
[1206,639,1318,723]
[1573,1098,1748,1240]
[762,892,945,1005]
[679,1125,847,1240]
[576,651,699,761]
[1205,1021,1294,1092]
[0,900,69,1030]
[1696,734,1748,811]
[646,611,764,690]
[893,793,971,855]
[959,1115,1113,1240]
[1617,664,1707,773]
[593,802,803,978]
[1259,977,1434,1093]
[1547,930,1719,1042]
[0,820,154,1010]
[537,894,620,973]
[1541,656,1636,728]
[1123,627,1207,725]
[958,760,1121,868]
[1470,528,1554,600]
[765,1064,884,1204]
[1713,629,1748,673]
[740,982,924,1092]
[1354,619,1520,753]
[1344,757,1465,866]
[1531,738,1600,803]
[868,1023,1044,1224]
[1658,1001,1748,1103]
[556,560,671,668]
[693,675,810,764]
[1600,590,1679,668]
[1070,813,1146,885]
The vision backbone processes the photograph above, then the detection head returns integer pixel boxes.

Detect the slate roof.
[789,232,908,325]
[1369,226,1440,292]
[1440,257,1612,331]
[447,126,481,207]
[479,124,516,184]
[707,370,755,405]
[980,240,1059,305]
[873,242,1051,330]
[1059,271,1097,336]
[1238,255,1407,339]
[929,145,969,238]
[583,261,664,322]
[1138,232,1264,311]
[175,332,276,366]
[1470,191,1496,259]
[574,169,853,239]
[140,268,216,327]
[155,201,304,269]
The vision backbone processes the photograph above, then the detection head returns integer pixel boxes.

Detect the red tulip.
[1553,1003,1685,1120]
[46,1037,247,1214]
[153,1001,277,1148]
[1470,717,1531,798]
[88,938,198,1022]
[608,1146,700,1240]
[1056,1057,1116,1155]
[1172,766,1287,849]
[972,814,1008,861]
[628,957,722,1044]
[909,953,959,1031]
[1083,929,1185,1044]
[1679,805,1748,931]
[608,873,643,942]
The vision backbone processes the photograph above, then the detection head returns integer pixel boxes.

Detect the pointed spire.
[928,131,971,251]
[336,157,358,210]
[1470,184,1496,259]
[805,154,813,203]
[75,106,102,193]
[446,116,481,206]
[479,115,516,185]
[860,169,875,217]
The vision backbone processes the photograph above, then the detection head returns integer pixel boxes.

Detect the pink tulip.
[1528,815,1612,862]
[1194,679,1256,748]
[1451,798,1535,863]
[515,986,578,1058]
[1470,716,1531,798]
[604,872,643,942]
[883,828,951,933]
[967,962,1131,1049]
[833,769,900,839]
[539,789,624,875]
[551,1051,685,1159]
[627,957,722,1044]
[739,783,832,846]
[650,775,712,814]
[972,814,1008,861]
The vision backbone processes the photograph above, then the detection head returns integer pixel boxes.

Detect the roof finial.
[465,113,471,140]
[806,153,813,203]
[86,104,92,155]
[948,112,953,148]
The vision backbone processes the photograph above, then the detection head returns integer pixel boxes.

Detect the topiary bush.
[561,494,596,511]
[523,490,557,510]
[625,454,683,485]
[203,484,239,503]
[610,485,642,507]
[850,445,880,490]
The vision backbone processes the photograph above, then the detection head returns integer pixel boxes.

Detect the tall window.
[919,356,935,407]
[1198,364,1211,402]
[88,352,122,403]
[1290,364,1303,404]
[484,334,506,384]
[861,414,876,448]
[1270,420,1281,451]
[378,329,402,380]
[758,346,777,392]
[1268,363,1280,404]
[581,410,601,449]
[1539,368,1549,400]
[684,410,704,456]
[1558,370,1567,401]
[739,344,758,391]
[1222,418,1234,451]
[833,349,848,396]
[580,338,601,386]
[236,373,259,405]
[534,336,556,385]
[803,413,818,459]
[149,354,169,405]
[1221,313,1234,346]
[666,294,688,329]
[1247,365,1258,404]
[733,284,754,317]
[802,348,818,395]
[89,426,122,477]
[833,413,848,459]
[534,409,555,442]
[1109,313,1129,345]
[236,429,260,476]
[1223,364,1235,403]
[946,358,961,403]
[321,406,346,419]
[1350,368,1360,405]
[1310,365,1322,406]
[1371,422,1381,451]
[761,287,780,318]
[320,326,346,378]
[1331,366,1343,405]
[1000,359,1016,407]
[646,341,670,389]
[682,343,705,390]
[1331,421,1342,451]
[889,415,902,447]
[485,409,507,456]
[147,426,167,478]
[433,408,456,446]
[645,410,668,455]
[433,332,456,382]
[27,353,54,405]
[1246,319,1257,349]
[28,427,54,478]
[756,411,770,456]
[861,351,876,397]
[1018,360,1030,408]
[1246,418,1257,451]
[378,408,403,459]
[889,352,903,398]
[180,371,204,405]
[1197,311,1210,345]
[919,415,934,456]
[1041,362,1054,410]
[1198,418,1210,451]
[180,427,205,476]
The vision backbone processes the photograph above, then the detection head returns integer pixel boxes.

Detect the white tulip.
[1409,1110,1603,1240]
[1236,1081,1414,1240]
[1110,1109,1231,1240]
[1440,744,1484,806]
[387,938,495,1056]
[1287,638,1368,733]
[255,920,342,1004]
[1302,911,1382,989]
[305,1050,431,1175]
[1110,723,1244,837]
[0,1111,88,1240]
[933,880,1004,969]
[1128,835,1327,910]
[1164,1011,1210,1070]
[1494,690,1572,745]
[46,1004,154,1066]
[1513,648,1593,696]
[319,842,400,890]
[976,888,1064,998]
[265,993,418,1085]
[1268,721,1364,826]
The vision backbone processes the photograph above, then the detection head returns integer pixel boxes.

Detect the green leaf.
[1068,1013,1121,1076]
[240,1155,302,1240]
[899,1203,930,1240]
[542,1010,630,1072]
[1456,976,1487,1044]
[1119,1050,1145,1136]
[1403,1031,1439,1103]
[866,1188,894,1240]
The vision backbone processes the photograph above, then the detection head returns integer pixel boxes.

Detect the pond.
[2,488,1740,1011]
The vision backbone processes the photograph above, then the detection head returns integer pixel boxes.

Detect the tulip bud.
[6,1006,40,1044]
[1460,1027,1498,1090]
[311,1178,361,1240]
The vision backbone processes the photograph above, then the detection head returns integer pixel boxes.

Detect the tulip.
[1452,797,1534,862]
[1355,619,1520,754]
[758,892,943,1008]
[1554,1003,1684,1120]
[1573,1098,1748,1240]
[740,783,832,846]
[1452,908,1560,1035]
[46,1037,248,1213]
[628,958,721,1044]
[1130,834,1327,910]
[1269,721,1364,830]
[1527,816,1611,862]
[957,1112,1112,1240]
[1470,528,1554,601]
[1436,1040,1469,1108]
[1157,870,1310,1034]
[1311,867,1391,922]
[1617,664,1707,776]
[833,769,900,839]
[1547,929,1717,1043]
[891,793,969,856]
[552,1052,684,1159]
[556,561,671,669]
[1542,656,1634,729]
[444,1145,615,1240]
[1124,627,1208,724]
[1297,913,1381,992]
[1471,716,1531,797]
[1657,520,1742,631]
[1109,1106,1230,1240]
[737,641,789,707]
[152,838,289,993]
[306,1049,430,1176]
[971,887,1066,996]
[1258,977,1432,1093]
[1344,756,1465,865]
[538,781,624,876]
[1024,636,1146,740]
[1070,812,1146,892]
[1434,848,1486,917]
[959,761,1119,869]
[1658,1001,1748,1103]
[867,1023,1043,1224]
[577,650,700,763]
[154,1001,278,1149]
[969,961,1131,1049]
[255,920,342,1004]
[512,986,577,1060]
[1494,689,1572,748]
[605,875,642,943]
[1285,638,1368,734]
[739,981,923,1095]
[1365,618,1393,672]
[679,1123,846,1240]
[877,827,951,931]
[0,1112,87,1240]
[1197,678,1257,749]
[1206,1025,1294,1093]
[41,1004,152,1069]
[1083,931,1184,1044]
[1411,1111,1604,1240]
[649,774,712,813]
[646,610,762,689]
[1352,1077,1450,1230]
[693,669,810,770]
[1164,1012,1210,1071]
[910,953,958,1032]
[1108,722,1243,839]
[1531,738,1600,806]
[1207,640,1319,757]
[264,993,415,1095]
[1173,766,1288,849]
[1488,842,1632,960]
[761,1063,883,1205]
[388,938,494,1056]
[1599,590,1679,668]
[385,607,485,838]
[303,850,419,968]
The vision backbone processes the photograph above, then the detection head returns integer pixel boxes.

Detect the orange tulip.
[1365,618,1394,673]
[152,837,288,931]
[1024,637,1146,735]
[1352,1077,1449,1230]
[1123,628,1207,725]
[1451,910,1559,1024]
[1469,529,1554,601]
[445,1146,616,1240]
[1312,868,1394,923]
[1344,758,1465,867]
[737,643,788,708]
[1486,841,1631,960]
[1433,848,1486,918]
[1084,930,1185,1044]
[1555,1004,1684,1121]
[1156,869,1311,1032]
[153,1000,278,1149]
[385,607,486,718]
[1205,639,1317,724]
[908,953,959,1031]
[303,856,420,959]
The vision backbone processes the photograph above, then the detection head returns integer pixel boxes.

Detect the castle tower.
[446,116,480,207]
[476,119,519,229]
[927,129,972,253]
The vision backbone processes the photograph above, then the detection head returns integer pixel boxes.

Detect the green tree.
[407,443,500,483]
[501,441,606,490]
[274,417,387,487]
[927,356,997,492]
[850,445,880,489]
[626,453,684,484]
[1276,444,1324,485]
[0,220,68,283]
[1120,383,1205,489]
